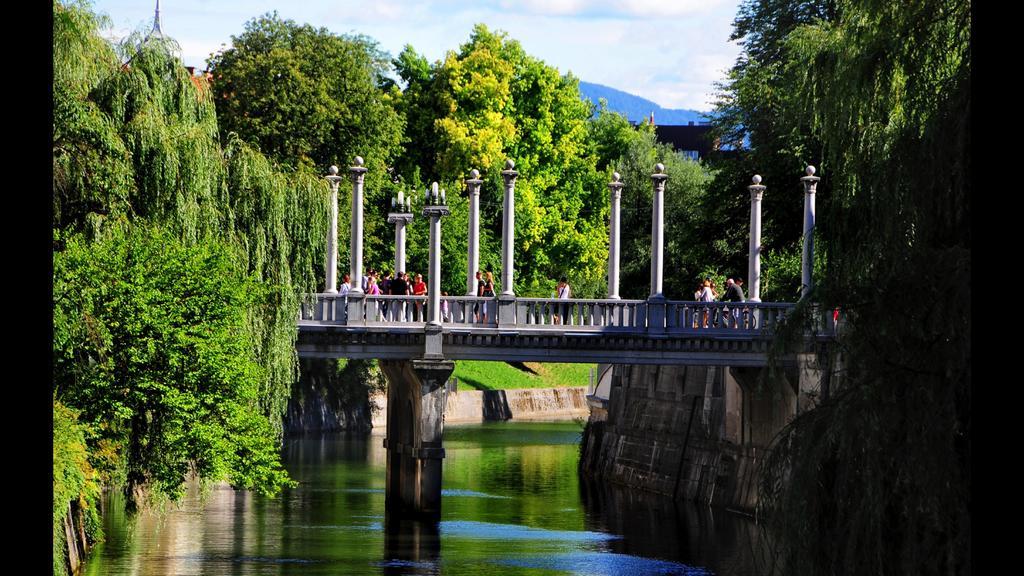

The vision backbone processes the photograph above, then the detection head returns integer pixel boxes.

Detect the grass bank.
[451,361,595,391]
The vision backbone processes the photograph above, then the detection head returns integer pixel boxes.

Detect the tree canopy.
[207,12,404,174]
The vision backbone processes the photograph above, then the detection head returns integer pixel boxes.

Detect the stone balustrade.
[300,294,797,335]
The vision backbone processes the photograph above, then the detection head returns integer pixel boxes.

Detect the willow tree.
[751,0,971,574]
[52,0,329,520]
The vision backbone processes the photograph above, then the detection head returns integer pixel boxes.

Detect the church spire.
[151,0,163,36]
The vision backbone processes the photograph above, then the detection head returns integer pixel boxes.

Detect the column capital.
[465,168,483,192]
[501,159,519,184]
[422,205,451,218]
[651,163,668,188]
[609,171,624,198]
[800,165,819,193]
[387,213,415,224]
[748,174,766,201]
[326,165,344,187]
[349,156,368,180]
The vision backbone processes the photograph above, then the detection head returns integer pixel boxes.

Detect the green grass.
[451,361,596,391]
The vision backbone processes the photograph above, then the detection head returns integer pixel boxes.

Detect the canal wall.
[285,358,381,434]
[371,386,589,427]
[579,363,814,514]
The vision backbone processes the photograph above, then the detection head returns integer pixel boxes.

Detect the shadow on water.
[579,477,769,576]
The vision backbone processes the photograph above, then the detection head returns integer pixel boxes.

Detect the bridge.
[298,294,817,366]
[301,158,828,519]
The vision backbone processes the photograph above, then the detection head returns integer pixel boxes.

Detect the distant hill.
[577,81,710,126]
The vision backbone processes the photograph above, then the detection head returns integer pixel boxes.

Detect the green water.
[85,421,761,575]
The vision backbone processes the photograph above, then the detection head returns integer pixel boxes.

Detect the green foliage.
[393,25,609,296]
[590,107,716,299]
[207,12,404,174]
[53,400,103,576]
[54,226,295,508]
[706,0,835,281]
[740,1,971,574]
[53,0,330,435]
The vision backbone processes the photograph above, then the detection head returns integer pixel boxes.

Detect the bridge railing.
[300,293,795,335]
[441,296,498,328]
[300,294,349,323]
[514,298,647,331]
[664,301,792,334]
[364,295,428,325]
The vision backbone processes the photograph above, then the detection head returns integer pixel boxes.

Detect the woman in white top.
[698,279,714,327]
[556,276,571,325]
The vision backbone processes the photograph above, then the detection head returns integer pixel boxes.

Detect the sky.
[90,0,744,112]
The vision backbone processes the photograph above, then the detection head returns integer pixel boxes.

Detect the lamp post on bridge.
[423,182,450,327]
[388,190,414,276]
[800,165,819,299]
[607,172,624,300]
[747,174,765,302]
[324,165,344,294]
[465,169,483,296]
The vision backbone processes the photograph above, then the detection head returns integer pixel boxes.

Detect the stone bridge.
[304,157,827,518]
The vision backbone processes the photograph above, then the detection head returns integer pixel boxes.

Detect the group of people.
[694,277,745,303]
[693,276,747,328]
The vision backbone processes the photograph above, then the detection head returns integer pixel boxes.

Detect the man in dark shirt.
[724,278,745,302]
[389,272,409,321]
[724,278,745,329]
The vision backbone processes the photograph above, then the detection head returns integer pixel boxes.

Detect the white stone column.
[387,211,414,275]
[423,185,450,327]
[465,169,483,296]
[800,165,819,299]
[324,166,343,294]
[747,175,766,302]
[348,156,367,294]
[607,172,624,299]
[500,159,518,296]
[649,163,668,299]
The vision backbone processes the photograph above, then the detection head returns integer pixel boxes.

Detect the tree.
[54,226,294,510]
[207,12,404,175]
[396,25,608,295]
[588,106,714,299]
[52,4,328,547]
[706,0,837,295]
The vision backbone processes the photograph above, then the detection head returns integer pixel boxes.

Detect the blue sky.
[90,0,743,112]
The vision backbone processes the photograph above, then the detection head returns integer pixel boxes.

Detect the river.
[85,421,764,575]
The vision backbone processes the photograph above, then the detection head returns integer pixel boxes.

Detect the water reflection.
[85,422,763,575]
[382,516,440,575]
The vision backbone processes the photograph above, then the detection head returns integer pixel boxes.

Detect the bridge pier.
[379,358,454,519]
